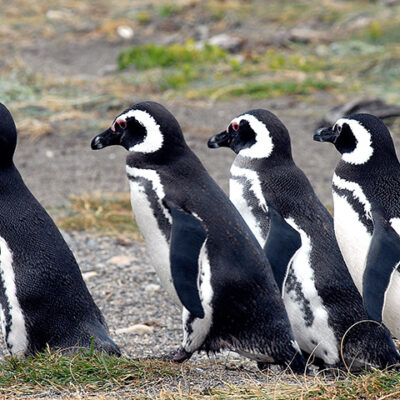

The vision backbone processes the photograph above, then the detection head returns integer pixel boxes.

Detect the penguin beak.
[208,131,231,149]
[313,127,339,144]
[91,128,122,150]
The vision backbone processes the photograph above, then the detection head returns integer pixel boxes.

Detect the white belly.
[382,270,400,338]
[129,180,180,305]
[0,237,28,355]
[333,191,400,338]
[333,191,371,294]
[230,178,266,246]
[283,220,339,365]
[182,243,213,352]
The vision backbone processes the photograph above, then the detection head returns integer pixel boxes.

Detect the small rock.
[45,150,54,158]
[194,25,209,41]
[143,320,162,327]
[46,10,72,20]
[115,324,154,335]
[145,284,160,292]
[116,236,133,247]
[117,25,134,40]
[207,33,244,52]
[107,255,132,267]
[289,28,330,43]
[86,238,96,248]
[82,271,99,281]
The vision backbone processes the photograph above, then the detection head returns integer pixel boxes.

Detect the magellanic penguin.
[314,113,400,340]
[91,101,306,372]
[208,109,399,371]
[0,103,120,357]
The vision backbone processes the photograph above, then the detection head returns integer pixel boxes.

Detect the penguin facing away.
[314,113,400,339]
[0,104,120,356]
[91,101,306,372]
[208,109,399,370]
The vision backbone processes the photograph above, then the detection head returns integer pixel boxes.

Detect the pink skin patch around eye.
[111,119,127,131]
[117,119,127,129]
[232,122,239,131]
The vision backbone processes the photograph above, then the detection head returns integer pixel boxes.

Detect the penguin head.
[0,103,17,167]
[314,114,397,165]
[91,101,186,155]
[208,109,292,161]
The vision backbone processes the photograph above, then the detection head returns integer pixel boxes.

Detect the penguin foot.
[161,347,193,363]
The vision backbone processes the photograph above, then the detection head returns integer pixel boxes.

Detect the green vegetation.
[118,41,227,90]
[56,194,140,239]
[0,349,177,396]
[158,4,181,18]
[2,349,400,399]
[111,2,400,102]
[118,42,227,70]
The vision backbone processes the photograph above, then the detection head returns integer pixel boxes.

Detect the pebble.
[204,33,244,52]
[82,271,99,280]
[115,324,153,335]
[117,26,134,40]
[107,255,132,267]
[145,283,160,292]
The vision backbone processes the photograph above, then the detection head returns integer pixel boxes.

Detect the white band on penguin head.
[114,109,164,153]
[337,118,374,165]
[231,114,274,159]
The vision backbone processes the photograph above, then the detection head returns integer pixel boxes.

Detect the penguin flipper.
[363,209,400,323]
[264,207,301,292]
[169,206,207,319]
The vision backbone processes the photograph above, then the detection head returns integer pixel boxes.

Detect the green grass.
[118,42,227,71]
[0,349,177,396]
[55,194,141,239]
[158,4,181,18]
[2,350,400,399]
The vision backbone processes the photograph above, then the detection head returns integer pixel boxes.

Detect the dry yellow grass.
[55,193,141,239]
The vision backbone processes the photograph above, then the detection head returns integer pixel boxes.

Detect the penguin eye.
[117,119,127,130]
[232,122,240,132]
[334,124,342,134]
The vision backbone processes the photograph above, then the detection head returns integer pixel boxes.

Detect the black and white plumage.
[208,109,399,370]
[91,101,305,372]
[0,103,120,356]
[315,113,400,339]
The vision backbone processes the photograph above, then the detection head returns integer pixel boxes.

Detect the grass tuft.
[0,349,177,395]
[118,41,227,71]
[55,193,140,238]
